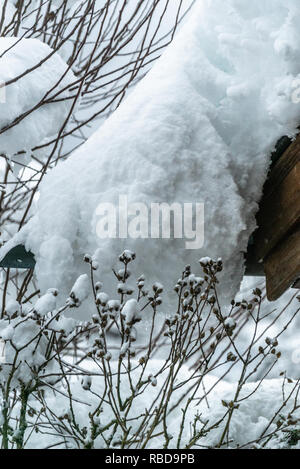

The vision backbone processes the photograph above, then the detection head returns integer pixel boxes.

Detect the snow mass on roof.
[1,0,300,311]
[0,37,74,155]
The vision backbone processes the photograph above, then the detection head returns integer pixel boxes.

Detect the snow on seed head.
[33,288,58,316]
[69,274,89,307]
[119,250,136,263]
[96,292,109,306]
[95,281,103,292]
[81,375,92,391]
[122,299,141,326]
[152,282,164,294]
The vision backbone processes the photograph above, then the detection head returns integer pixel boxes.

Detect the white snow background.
[24,366,300,449]
[2,0,299,312]
[0,0,300,449]
[0,37,74,156]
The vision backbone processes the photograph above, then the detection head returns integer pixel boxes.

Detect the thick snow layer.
[0,37,74,155]
[2,0,300,307]
[33,288,58,316]
[23,364,300,449]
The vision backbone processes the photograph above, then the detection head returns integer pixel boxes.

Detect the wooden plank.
[264,226,300,301]
[247,133,300,297]
[254,160,300,261]
[266,132,300,192]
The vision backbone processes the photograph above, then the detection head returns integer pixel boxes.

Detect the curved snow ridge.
[2,0,300,309]
[0,37,74,155]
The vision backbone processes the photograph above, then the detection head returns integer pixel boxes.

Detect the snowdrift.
[0,37,74,155]
[1,0,300,309]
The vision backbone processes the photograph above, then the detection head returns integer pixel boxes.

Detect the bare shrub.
[0,252,299,449]
[0,0,194,236]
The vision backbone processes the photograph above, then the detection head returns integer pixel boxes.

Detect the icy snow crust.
[0,37,73,155]
[2,0,300,306]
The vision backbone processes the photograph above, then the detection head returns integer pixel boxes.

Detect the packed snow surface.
[2,0,300,307]
[0,37,74,155]
[22,364,300,449]
[33,288,58,316]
